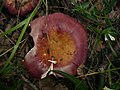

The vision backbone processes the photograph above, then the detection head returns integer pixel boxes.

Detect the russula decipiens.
[4,0,38,16]
[23,13,88,78]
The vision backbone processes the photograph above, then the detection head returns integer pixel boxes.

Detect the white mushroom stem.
[41,59,57,79]
[48,60,57,64]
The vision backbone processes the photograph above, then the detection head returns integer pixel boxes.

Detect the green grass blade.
[0,18,28,37]
[0,81,9,90]
[0,39,26,58]
[103,0,118,15]
[111,83,120,90]
[0,0,43,73]
[52,70,88,90]
[0,0,4,13]
[89,33,102,58]
[107,41,117,57]
[108,64,112,86]
[98,74,104,90]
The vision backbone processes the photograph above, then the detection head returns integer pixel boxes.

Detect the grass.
[0,0,42,73]
[0,0,120,90]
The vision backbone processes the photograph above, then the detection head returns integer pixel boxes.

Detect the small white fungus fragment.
[41,59,57,79]
[103,86,114,90]
[105,34,115,41]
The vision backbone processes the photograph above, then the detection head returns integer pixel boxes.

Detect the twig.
[0,29,15,45]
[46,0,48,16]
[0,39,26,57]
[77,67,120,78]
[21,75,39,90]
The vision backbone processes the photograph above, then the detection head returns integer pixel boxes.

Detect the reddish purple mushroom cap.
[4,0,38,16]
[23,13,88,78]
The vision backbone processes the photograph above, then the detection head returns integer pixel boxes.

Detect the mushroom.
[4,0,38,16]
[23,13,88,78]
